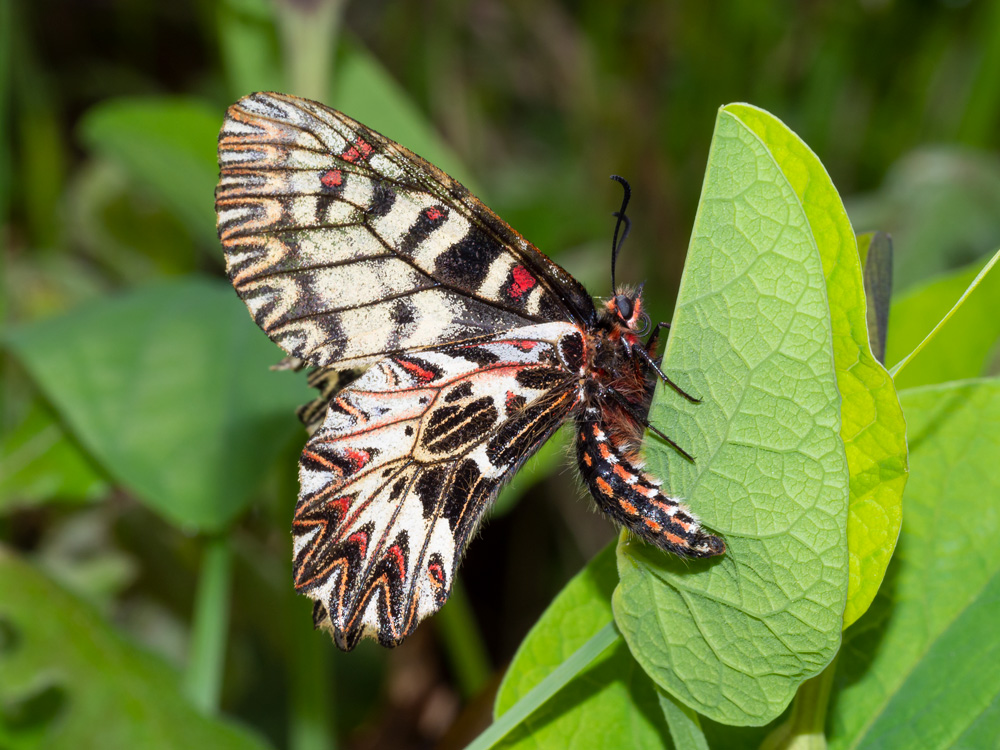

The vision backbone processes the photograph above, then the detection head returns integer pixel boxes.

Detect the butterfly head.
[606,176,649,337]
[605,284,651,337]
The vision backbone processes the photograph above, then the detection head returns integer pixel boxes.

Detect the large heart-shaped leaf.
[613,105,850,726]
[724,105,907,629]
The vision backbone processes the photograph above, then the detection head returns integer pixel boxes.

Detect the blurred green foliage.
[2,1,1000,749]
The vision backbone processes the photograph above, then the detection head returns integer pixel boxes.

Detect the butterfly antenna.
[609,175,632,292]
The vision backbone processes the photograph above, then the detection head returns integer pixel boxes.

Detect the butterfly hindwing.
[293,322,584,649]
[216,92,595,371]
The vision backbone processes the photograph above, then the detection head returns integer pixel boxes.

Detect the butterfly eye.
[614,294,633,321]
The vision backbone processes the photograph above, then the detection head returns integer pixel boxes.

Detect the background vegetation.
[2,1,1000,748]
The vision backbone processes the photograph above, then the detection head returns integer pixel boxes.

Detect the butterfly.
[215,92,724,651]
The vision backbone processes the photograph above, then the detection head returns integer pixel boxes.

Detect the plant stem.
[184,533,232,713]
[274,0,345,102]
[465,621,620,750]
[889,247,1000,379]
[658,688,709,750]
[760,657,838,750]
[434,576,491,699]
[289,610,335,750]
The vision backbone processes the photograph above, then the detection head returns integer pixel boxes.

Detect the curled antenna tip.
[610,175,631,202]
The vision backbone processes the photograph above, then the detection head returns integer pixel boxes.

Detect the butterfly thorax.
[580,287,657,454]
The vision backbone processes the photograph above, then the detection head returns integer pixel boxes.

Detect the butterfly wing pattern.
[216,91,725,649]
[216,92,594,369]
[296,325,583,649]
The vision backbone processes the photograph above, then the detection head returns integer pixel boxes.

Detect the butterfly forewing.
[293,322,582,648]
[216,92,595,371]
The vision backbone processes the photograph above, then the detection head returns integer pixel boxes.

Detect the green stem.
[288,606,335,750]
[658,688,709,750]
[466,621,620,750]
[274,0,345,101]
[434,576,491,698]
[184,534,232,713]
[760,657,837,750]
[889,247,1000,379]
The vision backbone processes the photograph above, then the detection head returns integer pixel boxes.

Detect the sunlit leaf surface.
[614,106,850,726]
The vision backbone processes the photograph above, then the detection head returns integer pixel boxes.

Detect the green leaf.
[0,547,271,750]
[3,277,309,532]
[725,104,907,630]
[492,545,673,749]
[886,251,1000,389]
[0,398,107,510]
[78,98,220,247]
[613,105,850,726]
[830,379,1000,749]
[217,0,284,98]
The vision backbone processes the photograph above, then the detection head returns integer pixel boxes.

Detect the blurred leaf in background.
[5,279,309,532]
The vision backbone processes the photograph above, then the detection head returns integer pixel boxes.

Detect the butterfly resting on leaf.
[215,92,725,651]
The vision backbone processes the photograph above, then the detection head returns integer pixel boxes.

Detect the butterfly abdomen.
[575,410,725,558]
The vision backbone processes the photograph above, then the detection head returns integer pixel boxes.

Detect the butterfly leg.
[599,385,695,463]
[633,345,700,404]
[644,321,670,350]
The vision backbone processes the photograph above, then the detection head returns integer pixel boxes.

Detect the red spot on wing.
[508,265,537,299]
[425,207,444,221]
[320,169,343,187]
[388,545,406,579]
[343,448,371,471]
[325,496,352,520]
[347,530,369,558]
[397,358,438,384]
[342,137,374,164]
[355,137,373,158]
